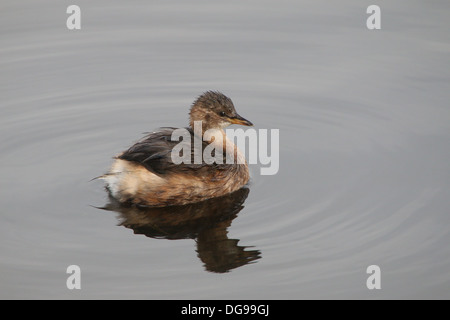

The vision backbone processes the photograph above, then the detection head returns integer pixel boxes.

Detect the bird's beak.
[229,114,253,126]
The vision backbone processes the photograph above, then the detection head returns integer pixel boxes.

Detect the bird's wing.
[117,127,229,175]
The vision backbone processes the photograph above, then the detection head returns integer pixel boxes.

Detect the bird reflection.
[99,187,261,273]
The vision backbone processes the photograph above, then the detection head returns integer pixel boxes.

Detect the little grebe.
[102,91,253,207]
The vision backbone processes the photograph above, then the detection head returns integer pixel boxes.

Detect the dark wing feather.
[118,127,229,175]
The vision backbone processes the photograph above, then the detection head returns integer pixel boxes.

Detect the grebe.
[102,91,253,207]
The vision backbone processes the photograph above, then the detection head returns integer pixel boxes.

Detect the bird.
[101,91,253,207]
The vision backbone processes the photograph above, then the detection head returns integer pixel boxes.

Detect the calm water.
[1,0,449,299]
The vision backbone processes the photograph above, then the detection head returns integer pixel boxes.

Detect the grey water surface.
[1,0,449,299]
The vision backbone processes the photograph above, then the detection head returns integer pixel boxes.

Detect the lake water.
[1,0,449,299]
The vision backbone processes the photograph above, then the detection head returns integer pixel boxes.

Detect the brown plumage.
[102,91,253,207]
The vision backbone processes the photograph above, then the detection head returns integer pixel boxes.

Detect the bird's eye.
[219,111,226,117]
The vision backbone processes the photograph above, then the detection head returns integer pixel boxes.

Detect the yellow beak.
[228,114,253,126]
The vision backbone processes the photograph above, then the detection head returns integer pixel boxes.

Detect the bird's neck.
[199,128,246,165]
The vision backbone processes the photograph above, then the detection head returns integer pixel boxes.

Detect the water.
[1,0,449,299]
